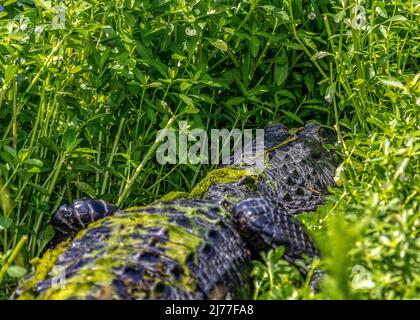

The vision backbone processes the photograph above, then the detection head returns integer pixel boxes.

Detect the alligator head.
[206,123,340,215]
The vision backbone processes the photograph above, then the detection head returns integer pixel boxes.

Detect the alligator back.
[17,199,250,299]
[16,123,339,300]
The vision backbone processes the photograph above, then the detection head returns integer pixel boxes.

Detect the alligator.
[15,123,339,300]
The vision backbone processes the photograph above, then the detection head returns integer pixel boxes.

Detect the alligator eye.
[319,126,337,144]
[303,137,322,157]
[207,229,220,240]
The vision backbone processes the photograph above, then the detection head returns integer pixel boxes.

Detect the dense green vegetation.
[0,0,418,299]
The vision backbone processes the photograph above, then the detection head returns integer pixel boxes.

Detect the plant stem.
[0,235,27,284]
[101,117,126,196]
[117,114,177,207]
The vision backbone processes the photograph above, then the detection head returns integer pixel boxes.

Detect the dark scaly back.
[50,199,118,246]
[232,197,319,276]
[19,199,250,299]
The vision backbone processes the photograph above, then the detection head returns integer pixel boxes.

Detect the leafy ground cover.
[0,0,418,299]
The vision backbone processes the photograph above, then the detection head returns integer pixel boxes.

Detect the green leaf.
[71,148,98,154]
[279,110,304,125]
[0,216,13,230]
[207,39,228,52]
[156,100,172,115]
[171,53,186,61]
[72,181,96,198]
[4,65,18,86]
[39,137,60,154]
[134,68,147,85]
[394,158,409,180]
[180,81,192,91]
[184,105,199,114]
[274,49,289,86]
[3,145,17,159]
[366,117,385,129]
[377,76,404,89]
[247,85,269,97]
[63,130,82,152]
[311,51,333,61]
[70,66,83,74]
[135,40,153,59]
[42,225,55,243]
[224,97,246,107]
[63,129,76,152]
[303,73,314,92]
[334,10,346,23]
[147,107,156,123]
[7,266,27,278]
[28,183,50,196]
[138,58,168,78]
[24,158,44,168]
[276,89,296,101]
[4,0,19,6]
[250,36,260,58]
[99,47,110,69]
[18,149,29,162]
[178,94,194,106]
[283,42,303,50]
[324,82,336,104]
[388,15,407,22]
[274,63,288,86]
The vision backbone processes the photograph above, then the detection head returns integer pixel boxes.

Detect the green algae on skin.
[17,164,263,299]
[158,167,257,201]
[17,238,72,299]
[159,191,190,201]
[189,167,255,198]
[17,217,122,299]
[24,204,215,299]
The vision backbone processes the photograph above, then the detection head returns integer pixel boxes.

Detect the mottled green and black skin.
[15,124,339,300]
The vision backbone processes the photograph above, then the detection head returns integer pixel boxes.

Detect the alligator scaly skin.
[15,124,339,299]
